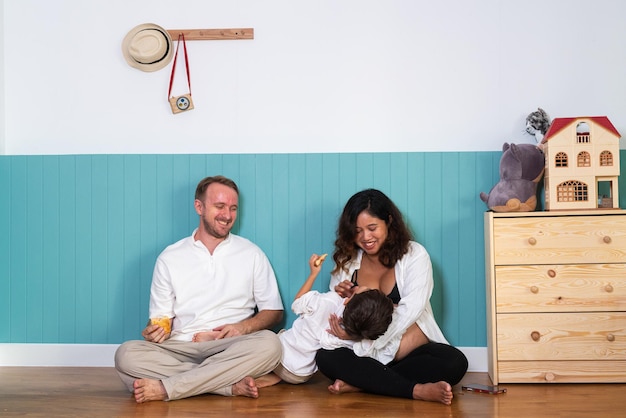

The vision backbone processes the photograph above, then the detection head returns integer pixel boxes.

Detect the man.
[115,175,284,403]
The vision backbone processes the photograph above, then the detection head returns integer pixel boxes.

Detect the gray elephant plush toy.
[480,142,545,212]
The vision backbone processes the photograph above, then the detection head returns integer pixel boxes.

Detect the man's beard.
[202,217,231,239]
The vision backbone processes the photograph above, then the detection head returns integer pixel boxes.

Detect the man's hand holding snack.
[143,317,172,343]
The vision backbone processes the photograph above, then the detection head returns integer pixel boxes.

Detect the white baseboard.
[461,346,487,372]
[0,344,120,367]
[0,344,487,371]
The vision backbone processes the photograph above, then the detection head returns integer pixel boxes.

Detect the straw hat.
[122,23,173,72]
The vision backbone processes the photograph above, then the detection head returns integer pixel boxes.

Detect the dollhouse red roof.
[541,116,621,144]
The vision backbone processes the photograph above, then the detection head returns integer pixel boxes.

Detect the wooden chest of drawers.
[484,210,626,383]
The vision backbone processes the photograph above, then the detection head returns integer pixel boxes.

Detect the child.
[256,253,394,387]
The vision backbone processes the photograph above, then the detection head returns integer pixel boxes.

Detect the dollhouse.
[541,116,620,210]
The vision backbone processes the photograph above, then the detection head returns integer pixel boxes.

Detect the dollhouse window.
[577,151,591,167]
[555,152,568,167]
[557,180,588,202]
[600,150,613,166]
[576,122,590,143]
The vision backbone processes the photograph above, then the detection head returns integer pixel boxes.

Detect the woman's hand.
[334,280,355,298]
[327,313,351,340]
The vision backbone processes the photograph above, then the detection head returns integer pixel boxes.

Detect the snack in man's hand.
[150,317,171,334]
[314,253,328,267]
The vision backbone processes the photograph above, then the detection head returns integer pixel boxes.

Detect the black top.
[351,269,401,304]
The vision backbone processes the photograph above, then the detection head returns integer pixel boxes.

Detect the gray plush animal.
[525,108,551,143]
[480,143,545,212]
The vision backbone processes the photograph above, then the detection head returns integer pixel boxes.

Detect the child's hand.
[327,313,351,340]
[314,253,327,267]
[308,253,327,272]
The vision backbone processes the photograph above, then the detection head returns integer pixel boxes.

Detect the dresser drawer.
[492,215,626,265]
[495,264,626,313]
[497,360,626,383]
[497,312,626,361]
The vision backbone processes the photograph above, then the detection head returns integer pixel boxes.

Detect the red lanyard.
[168,34,191,99]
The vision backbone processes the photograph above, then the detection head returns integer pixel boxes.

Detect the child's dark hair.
[341,289,394,341]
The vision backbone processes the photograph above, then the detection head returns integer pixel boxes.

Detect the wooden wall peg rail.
[166,28,254,41]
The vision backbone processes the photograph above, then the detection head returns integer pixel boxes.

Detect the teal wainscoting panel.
[136,155,159,340]
[439,153,462,343]
[91,155,111,343]
[9,157,28,342]
[269,154,291,314]
[0,158,10,340]
[58,156,77,342]
[74,156,94,343]
[4,151,622,347]
[106,155,126,344]
[42,157,61,342]
[286,154,307,307]
[119,155,141,342]
[26,156,44,343]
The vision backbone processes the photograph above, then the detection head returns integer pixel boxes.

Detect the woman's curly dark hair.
[332,189,412,274]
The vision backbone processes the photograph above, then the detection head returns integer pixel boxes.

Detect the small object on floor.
[461,384,506,395]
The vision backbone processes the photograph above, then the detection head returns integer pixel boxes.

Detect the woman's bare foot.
[255,372,282,388]
[328,379,361,395]
[232,376,259,398]
[133,379,168,403]
[412,381,453,405]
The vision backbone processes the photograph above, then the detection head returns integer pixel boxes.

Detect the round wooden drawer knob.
[603,236,612,244]
[530,286,539,294]
[528,237,537,245]
[607,334,615,342]
[605,284,614,293]
[547,269,556,278]
[531,331,541,341]
[545,372,555,382]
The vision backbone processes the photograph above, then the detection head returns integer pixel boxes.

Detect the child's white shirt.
[279,290,353,377]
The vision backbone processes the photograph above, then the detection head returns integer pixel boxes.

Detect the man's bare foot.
[412,381,453,405]
[133,379,168,403]
[255,372,282,388]
[232,376,259,398]
[328,379,361,395]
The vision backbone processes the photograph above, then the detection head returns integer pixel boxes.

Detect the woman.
[316,189,468,405]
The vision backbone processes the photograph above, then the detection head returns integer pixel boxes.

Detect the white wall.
[3,0,626,155]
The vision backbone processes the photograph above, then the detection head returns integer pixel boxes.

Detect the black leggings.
[315,342,468,399]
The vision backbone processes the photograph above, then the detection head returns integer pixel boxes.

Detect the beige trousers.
[273,363,313,385]
[114,330,281,400]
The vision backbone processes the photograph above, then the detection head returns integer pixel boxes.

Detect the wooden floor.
[1,367,625,417]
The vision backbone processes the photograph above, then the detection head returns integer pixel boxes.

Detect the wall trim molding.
[459,346,487,372]
[0,344,119,367]
[0,344,487,371]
